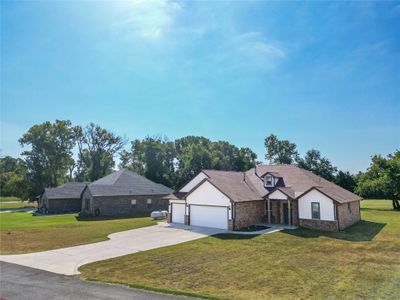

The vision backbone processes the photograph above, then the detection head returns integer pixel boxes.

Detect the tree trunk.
[392,199,400,211]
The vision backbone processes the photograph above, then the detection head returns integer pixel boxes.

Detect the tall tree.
[356,151,400,210]
[296,149,337,181]
[0,156,30,199]
[334,170,357,192]
[120,136,176,187]
[19,120,77,197]
[76,123,125,182]
[264,134,299,164]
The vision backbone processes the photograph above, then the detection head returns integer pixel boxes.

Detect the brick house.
[167,165,361,231]
[81,169,173,216]
[38,182,87,214]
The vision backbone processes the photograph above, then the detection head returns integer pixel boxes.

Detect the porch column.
[267,199,271,224]
[288,200,291,226]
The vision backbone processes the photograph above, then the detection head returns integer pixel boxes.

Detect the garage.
[189,205,229,229]
[171,203,185,224]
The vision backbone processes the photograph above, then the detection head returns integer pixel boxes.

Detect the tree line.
[0,120,398,210]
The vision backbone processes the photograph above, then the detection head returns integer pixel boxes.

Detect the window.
[311,202,320,219]
[147,198,152,208]
[131,199,137,207]
[85,198,90,210]
[265,175,274,187]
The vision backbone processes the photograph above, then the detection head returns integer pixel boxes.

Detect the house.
[167,165,361,231]
[38,182,87,214]
[81,169,174,216]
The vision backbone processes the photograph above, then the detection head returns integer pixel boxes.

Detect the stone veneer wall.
[90,194,169,216]
[234,200,265,230]
[337,201,361,230]
[299,219,338,231]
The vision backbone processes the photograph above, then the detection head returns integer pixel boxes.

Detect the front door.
[283,203,290,225]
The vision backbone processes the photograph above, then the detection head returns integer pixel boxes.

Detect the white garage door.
[190,205,228,229]
[171,203,185,224]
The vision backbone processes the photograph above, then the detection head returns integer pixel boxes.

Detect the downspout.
[336,204,340,231]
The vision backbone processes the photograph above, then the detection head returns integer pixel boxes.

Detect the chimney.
[243,172,246,182]
[254,165,258,177]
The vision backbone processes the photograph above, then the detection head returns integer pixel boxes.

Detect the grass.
[0,213,156,254]
[0,196,25,202]
[0,201,36,210]
[80,200,400,299]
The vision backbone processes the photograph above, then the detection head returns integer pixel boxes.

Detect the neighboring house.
[38,183,87,214]
[167,165,361,231]
[81,169,174,216]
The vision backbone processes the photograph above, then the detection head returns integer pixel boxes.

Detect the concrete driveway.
[0,223,223,275]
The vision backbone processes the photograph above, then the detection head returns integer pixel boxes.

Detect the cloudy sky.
[1,1,399,173]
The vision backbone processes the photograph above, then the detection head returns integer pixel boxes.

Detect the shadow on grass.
[361,207,396,212]
[76,213,151,222]
[283,220,385,242]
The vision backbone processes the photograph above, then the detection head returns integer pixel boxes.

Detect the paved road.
[0,223,223,275]
[0,262,192,300]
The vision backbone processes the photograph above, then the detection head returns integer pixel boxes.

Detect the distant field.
[81,200,400,300]
[0,213,156,254]
[0,197,25,202]
[0,202,36,210]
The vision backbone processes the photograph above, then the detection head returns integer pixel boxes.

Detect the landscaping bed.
[237,225,270,232]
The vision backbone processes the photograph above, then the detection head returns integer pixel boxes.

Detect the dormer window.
[265,175,274,187]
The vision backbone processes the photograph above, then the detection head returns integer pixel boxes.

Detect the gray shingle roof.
[184,165,361,204]
[200,170,263,202]
[44,182,87,199]
[88,169,174,197]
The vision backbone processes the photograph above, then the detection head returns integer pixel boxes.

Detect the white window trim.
[311,202,321,220]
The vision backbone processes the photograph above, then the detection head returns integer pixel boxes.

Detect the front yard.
[80,200,400,299]
[0,213,156,254]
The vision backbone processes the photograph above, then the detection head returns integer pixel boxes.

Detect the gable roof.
[191,170,263,202]
[248,165,361,203]
[87,169,174,197]
[181,165,361,204]
[44,182,87,199]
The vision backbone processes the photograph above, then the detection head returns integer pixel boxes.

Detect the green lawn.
[0,213,156,254]
[0,201,36,210]
[80,200,400,299]
[0,197,25,202]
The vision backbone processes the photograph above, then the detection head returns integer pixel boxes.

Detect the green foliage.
[297,149,337,181]
[334,170,357,192]
[356,150,400,210]
[75,123,125,182]
[120,135,258,188]
[120,136,176,187]
[0,156,30,198]
[18,120,78,198]
[264,134,299,164]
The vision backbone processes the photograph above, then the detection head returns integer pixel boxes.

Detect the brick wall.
[47,198,82,214]
[234,200,265,230]
[90,194,169,216]
[299,219,338,231]
[337,201,360,230]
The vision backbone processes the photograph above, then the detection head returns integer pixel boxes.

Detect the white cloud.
[230,32,286,72]
[113,0,182,41]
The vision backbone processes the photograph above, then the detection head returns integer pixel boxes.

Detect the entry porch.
[266,198,299,227]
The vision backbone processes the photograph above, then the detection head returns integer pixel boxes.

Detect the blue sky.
[1,1,399,173]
